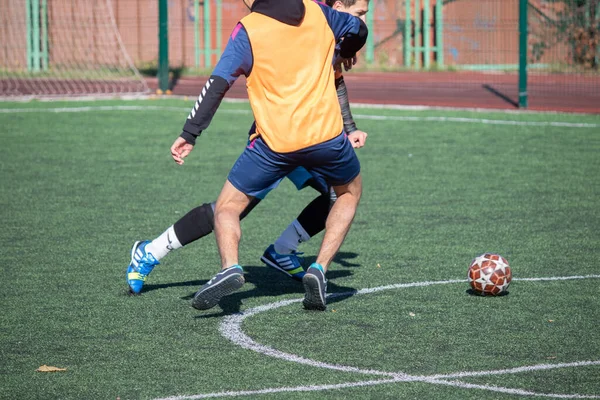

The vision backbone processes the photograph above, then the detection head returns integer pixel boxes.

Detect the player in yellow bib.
[127,0,368,312]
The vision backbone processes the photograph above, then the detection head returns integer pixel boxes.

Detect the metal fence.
[1,0,598,108]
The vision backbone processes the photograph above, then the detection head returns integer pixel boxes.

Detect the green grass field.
[1,99,599,400]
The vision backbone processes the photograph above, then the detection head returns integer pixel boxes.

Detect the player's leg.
[315,174,362,270]
[127,121,264,294]
[296,185,337,238]
[192,181,251,310]
[272,169,331,254]
[262,188,333,281]
[213,181,253,269]
[126,198,261,294]
[300,133,362,310]
[261,168,329,281]
[192,137,290,310]
[302,175,362,311]
[151,197,261,259]
[273,190,330,254]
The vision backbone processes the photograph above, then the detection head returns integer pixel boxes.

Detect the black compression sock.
[296,192,330,237]
[173,203,215,246]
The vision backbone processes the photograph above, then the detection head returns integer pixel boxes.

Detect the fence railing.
[2,0,598,108]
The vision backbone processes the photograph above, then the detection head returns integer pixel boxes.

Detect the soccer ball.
[467,253,512,296]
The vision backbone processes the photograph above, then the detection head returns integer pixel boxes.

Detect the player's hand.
[333,55,354,73]
[348,130,368,149]
[170,137,194,165]
[343,56,357,71]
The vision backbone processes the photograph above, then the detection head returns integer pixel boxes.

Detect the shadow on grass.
[465,288,510,297]
[123,279,206,297]
[186,251,361,318]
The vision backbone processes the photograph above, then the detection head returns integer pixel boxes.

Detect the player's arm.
[316,2,368,59]
[335,73,357,134]
[335,71,367,148]
[179,24,253,146]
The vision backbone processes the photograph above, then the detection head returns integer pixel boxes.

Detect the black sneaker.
[192,265,245,310]
[302,263,327,311]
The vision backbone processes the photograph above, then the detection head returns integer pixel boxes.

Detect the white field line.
[426,378,600,399]
[430,360,600,380]
[2,94,596,117]
[154,374,600,400]
[346,101,600,116]
[153,379,403,400]
[1,105,599,128]
[155,275,600,400]
[352,114,600,128]
[153,275,600,400]
[196,274,599,400]
[0,105,191,113]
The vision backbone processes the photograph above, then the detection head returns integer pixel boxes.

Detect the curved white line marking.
[215,275,600,399]
[431,360,600,380]
[153,379,403,400]
[154,373,600,400]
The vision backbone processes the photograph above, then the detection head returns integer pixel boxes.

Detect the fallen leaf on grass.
[36,365,67,372]
[377,264,381,268]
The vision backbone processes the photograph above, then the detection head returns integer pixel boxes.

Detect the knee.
[333,174,362,203]
[215,181,252,214]
[348,173,363,195]
[351,175,363,198]
[214,200,244,218]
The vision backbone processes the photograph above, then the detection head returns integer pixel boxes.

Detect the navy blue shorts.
[253,167,323,200]
[244,122,326,199]
[228,133,360,198]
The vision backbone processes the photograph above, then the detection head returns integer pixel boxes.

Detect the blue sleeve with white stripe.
[180,24,253,145]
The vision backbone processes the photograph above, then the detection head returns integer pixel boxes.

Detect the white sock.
[274,219,310,254]
[146,225,182,261]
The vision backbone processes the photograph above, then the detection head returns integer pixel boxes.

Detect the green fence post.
[26,0,32,71]
[31,0,40,72]
[423,0,430,69]
[404,0,411,67]
[435,0,443,67]
[518,0,528,108]
[41,0,48,71]
[204,0,211,67]
[158,0,169,92]
[414,0,420,68]
[366,6,374,64]
[194,0,200,67]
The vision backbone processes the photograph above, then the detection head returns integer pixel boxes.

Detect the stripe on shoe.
[286,266,304,275]
[128,272,146,281]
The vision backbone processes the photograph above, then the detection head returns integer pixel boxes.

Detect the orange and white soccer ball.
[467,253,512,296]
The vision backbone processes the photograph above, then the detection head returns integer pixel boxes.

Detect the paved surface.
[146,71,600,114]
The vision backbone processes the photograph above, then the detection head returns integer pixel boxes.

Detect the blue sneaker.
[126,241,159,294]
[302,263,327,311]
[192,265,245,310]
[261,244,305,281]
